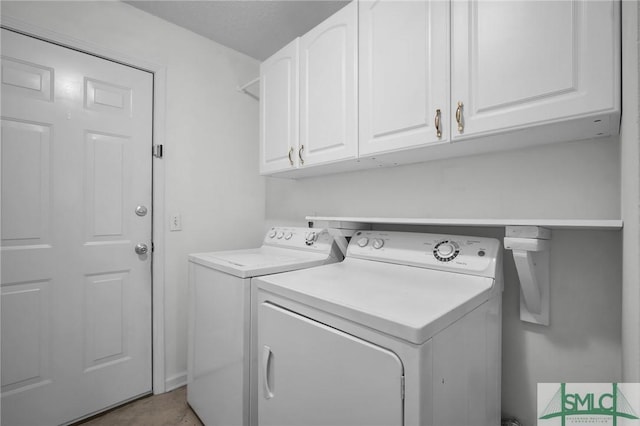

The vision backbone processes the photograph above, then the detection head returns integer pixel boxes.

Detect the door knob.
[135,243,148,255]
[135,205,148,216]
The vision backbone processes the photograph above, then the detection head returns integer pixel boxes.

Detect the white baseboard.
[165,371,188,392]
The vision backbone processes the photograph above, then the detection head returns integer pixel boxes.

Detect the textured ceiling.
[124,1,350,61]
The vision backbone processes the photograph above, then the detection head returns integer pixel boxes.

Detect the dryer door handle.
[262,345,275,399]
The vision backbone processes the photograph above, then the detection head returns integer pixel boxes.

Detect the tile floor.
[77,386,203,426]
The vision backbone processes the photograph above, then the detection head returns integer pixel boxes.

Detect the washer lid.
[256,258,498,344]
[189,246,334,278]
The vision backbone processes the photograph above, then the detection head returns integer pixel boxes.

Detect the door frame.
[1,16,168,394]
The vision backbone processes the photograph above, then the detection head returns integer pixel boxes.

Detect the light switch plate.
[170,213,182,231]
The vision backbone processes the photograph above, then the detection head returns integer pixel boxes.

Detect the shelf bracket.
[504,226,551,326]
[236,77,259,101]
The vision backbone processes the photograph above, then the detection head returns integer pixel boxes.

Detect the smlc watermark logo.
[538,383,640,425]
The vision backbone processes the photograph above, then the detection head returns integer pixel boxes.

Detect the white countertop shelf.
[306,216,623,231]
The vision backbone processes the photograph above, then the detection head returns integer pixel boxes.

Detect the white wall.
[0,0,265,390]
[621,0,640,381]
[267,137,620,221]
[267,135,623,426]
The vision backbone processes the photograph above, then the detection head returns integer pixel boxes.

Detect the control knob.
[433,240,460,262]
[372,239,384,249]
[305,231,317,246]
[268,230,277,239]
[284,232,293,240]
[356,237,369,247]
[276,231,284,239]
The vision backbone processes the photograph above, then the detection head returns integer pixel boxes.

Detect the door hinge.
[153,144,164,158]
[151,242,155,253]
[401,375,405,400]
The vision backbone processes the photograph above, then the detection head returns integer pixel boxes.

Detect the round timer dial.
[433,240,460,262]
[305,231,317,246]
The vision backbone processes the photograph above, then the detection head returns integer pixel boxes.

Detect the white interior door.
[259,302,404,426]
[1,29,153,425]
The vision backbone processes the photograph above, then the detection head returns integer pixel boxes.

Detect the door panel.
[1,281,51,394]
[259,302,404,426]
[84,132,130,240]
[260,39,299,174]
[1,119,51,245]
[1,56,53,101]
[451,0,618,138]
[1,29,153,426]
[473,2,574,112]
[299,0,357,166]
[85,78,133,115]
[359,0,449,155]
[83,272,128,370]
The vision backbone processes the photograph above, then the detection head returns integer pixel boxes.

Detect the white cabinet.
[260,0,620,177]
[450,0,620,141]
[260,39,299,174]
[359,0,449,156]
[260,1,357,175]
[299,0,358,166]
[360,0,620,160]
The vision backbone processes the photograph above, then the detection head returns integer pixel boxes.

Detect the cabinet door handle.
[288,147,294,166]
[298,145,305,166]
[262,345,274,399]
[456,101,464,133]
[435,109,442,138]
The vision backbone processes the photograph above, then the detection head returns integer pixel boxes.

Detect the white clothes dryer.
[256,230,503,426]
[187,227,344,426]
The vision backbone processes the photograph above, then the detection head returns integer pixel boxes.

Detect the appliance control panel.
[348,230,501,277]
[263,227,335,254]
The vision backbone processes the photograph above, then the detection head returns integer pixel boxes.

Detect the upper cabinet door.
[299,1,358,167]
[451,0,620,140]
[359,0,450,157]
[260,38,299,174]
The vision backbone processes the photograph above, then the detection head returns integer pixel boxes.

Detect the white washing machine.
[187,227,345,426]
[256,230,503,426]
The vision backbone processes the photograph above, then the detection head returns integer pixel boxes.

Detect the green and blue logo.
[538,383,640,426]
